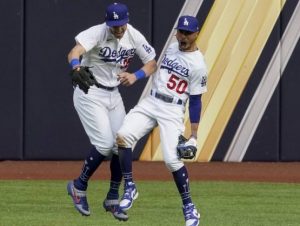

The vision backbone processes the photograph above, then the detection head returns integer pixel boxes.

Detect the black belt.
[151,90,183,105]
[97,83,117,91]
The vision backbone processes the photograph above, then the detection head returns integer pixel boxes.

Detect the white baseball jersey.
[152,42,207,102]
[73,23,156,155]
[118,42,208,171]
[75,23,156,87]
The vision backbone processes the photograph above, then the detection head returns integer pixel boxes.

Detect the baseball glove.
[70,66,100,94]
[177,135,197,159]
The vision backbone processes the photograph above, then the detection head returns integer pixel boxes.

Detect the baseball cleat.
[67,181,90,216]
[103,199,128,221]
[119,182,139,211]
[183,203,200,226]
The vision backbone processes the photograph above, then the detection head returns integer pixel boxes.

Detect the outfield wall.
[0,0,299,162]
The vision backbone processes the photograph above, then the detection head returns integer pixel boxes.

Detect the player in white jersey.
[117,16,207,226]
[66,3,157,221]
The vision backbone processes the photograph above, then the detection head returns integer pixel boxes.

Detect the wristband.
[134,69,146,80]
[70,58,80,68]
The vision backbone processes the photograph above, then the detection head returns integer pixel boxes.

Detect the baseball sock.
[74,147,106,191]
[172,166,192,205]
[106,154,122,200]
[118,147,133,185]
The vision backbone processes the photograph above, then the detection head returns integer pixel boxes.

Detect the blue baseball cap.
[175,15,199,32]
[105,3,129,27]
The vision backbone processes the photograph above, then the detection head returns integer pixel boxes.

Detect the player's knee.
[165,160,184,172]
[116,133,126,147]
[116,132,132,148]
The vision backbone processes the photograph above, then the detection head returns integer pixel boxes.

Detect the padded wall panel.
[243,0,298,162]
[280,39,300,161]
[0,0,23,159]
[243,89,280,161]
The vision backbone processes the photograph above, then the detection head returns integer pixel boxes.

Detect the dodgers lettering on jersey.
[75,23,156,87]
[161,54,189,77]
[152,42,207,103]
[98,46,136,68]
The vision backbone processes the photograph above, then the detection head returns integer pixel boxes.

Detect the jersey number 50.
[167,74,188,94]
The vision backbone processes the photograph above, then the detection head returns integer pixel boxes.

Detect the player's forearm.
[140,59,157,77]
[190,123,199,139]
[67,43,86,64]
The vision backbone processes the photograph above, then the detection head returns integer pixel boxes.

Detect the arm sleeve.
[189,94,202,123]
[133,28,156,64]
[75,25,103,52]
[189,68,208,95]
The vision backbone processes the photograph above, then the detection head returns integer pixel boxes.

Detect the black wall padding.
[0,0,23,159]
[280,39,300,161]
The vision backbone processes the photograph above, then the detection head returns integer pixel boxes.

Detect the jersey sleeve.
[75,25,103,52]
[132,29,156,64]
[189,67,208,95]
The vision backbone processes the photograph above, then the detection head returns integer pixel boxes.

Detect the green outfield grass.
[0,180,299,226]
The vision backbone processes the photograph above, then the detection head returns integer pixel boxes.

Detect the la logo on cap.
[184,18,189,26]
[113,12,119,19]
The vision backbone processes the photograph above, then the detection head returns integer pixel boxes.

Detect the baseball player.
[66,2,157,221]
[117,15,207,226]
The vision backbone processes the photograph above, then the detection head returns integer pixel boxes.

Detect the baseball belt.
[150,89,184,105]
[97,83,117,91]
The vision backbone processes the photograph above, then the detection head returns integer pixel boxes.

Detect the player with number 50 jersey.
[117,15,207,226]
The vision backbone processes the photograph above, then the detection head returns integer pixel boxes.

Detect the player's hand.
[177,135,197,159]
[118,72,137,86]
[70,66,100,94]
[185,136,197,147]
